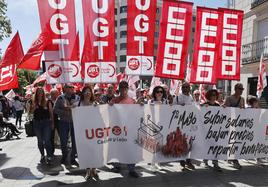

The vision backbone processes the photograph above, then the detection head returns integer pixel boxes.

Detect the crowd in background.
[0,81,265,180]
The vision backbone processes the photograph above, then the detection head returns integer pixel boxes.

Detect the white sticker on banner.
[84,62,117,83]
[126,56,154,75]
[46,61,82,84]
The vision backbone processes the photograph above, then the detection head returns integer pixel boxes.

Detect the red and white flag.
[217,8,243,80]
[0,32,24,68]
[149,76,163,94]
[37,0,78,61]
[155,1,193,80]
[257,54,267,98]
[190,7,221,84]
[170,79,180,96]
[81,0,116,83]
[199,84,206,103]
[0,65,19,91]
[126,0,156,76]
[19,31,50,70]
[33,72,47,86]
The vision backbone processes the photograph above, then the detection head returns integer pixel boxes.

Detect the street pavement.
[1,116,268,187]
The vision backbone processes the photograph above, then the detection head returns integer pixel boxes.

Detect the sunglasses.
[156,90,163,94]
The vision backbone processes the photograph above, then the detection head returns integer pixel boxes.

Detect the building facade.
[228,0,268,107]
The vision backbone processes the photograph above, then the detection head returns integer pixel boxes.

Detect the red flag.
[190,7,221,84]
[125,0,156,75]
[18,31,50,70]
[81,0,116,83]
[70,32,80,61]
[0,32,24,68]
[0,64,19,91]
[217,8,243,80]
[257,54,267,98]
[155,1,193,80]
[37,0,77,61]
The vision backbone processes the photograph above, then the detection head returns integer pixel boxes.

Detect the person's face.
[107,85,114,94]
[83,88,92,99]
[235,87,244,95]
[194,93,200,100]
[119,87,128,97]
[209,92,217,102]
[155,88,163,99]
[182,84,190,94]
[65,87,75,95]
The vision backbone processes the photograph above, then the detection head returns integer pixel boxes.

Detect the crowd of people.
[0,81,265,180]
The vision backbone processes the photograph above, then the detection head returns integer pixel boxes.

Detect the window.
[155,20,159,25]
[120,43,126,50]
[156,8,160,13]
[120,18,127,26]
[120,6,127,13]
[120,55,126,62]
[154,32,159,37]
[115,8,117,14]
[120,31,127,38]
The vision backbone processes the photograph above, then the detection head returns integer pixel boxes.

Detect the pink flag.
[257,54,267,98]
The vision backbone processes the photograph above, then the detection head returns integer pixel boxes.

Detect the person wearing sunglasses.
[224,83,245,169]
[148,86,168,105]
[201,89,223,172]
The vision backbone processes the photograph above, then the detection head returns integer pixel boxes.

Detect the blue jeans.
[33,119,52,157]
[58,121,77,162]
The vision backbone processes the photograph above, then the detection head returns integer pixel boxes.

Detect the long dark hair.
[33,87,46,108]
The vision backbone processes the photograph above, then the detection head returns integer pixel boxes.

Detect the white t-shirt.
[13,100,24,111]
[173,94,194,105]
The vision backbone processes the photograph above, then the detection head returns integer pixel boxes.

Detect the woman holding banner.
[201,89,223,172]
[78,86,99,180]
[148,86,168,172]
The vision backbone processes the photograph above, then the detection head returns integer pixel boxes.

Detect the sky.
[1,0,227,54]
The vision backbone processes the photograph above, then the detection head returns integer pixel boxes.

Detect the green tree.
[0,0,12,55]
[14,70,37,96]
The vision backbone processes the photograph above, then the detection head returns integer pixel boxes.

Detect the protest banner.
[37,0,78,61]
[45,61,82,84]
[81,0,116,83]
[72,105,268,169]
[126,0,156,76]
[217,8,243,80]
[155,0,193,80]
[190,7,221,84]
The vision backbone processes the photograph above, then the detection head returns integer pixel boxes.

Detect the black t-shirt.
[33,103,50,121]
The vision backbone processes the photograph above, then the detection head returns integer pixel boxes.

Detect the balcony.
[242,38,268,64]
[251,0,268,9]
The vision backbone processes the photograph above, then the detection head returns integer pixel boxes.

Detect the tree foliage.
[0,0,12,54]
[14,70,37,96]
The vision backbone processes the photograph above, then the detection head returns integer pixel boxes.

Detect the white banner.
[72,105,268,169]
[46,61,82,84]
[84,62,116,83]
